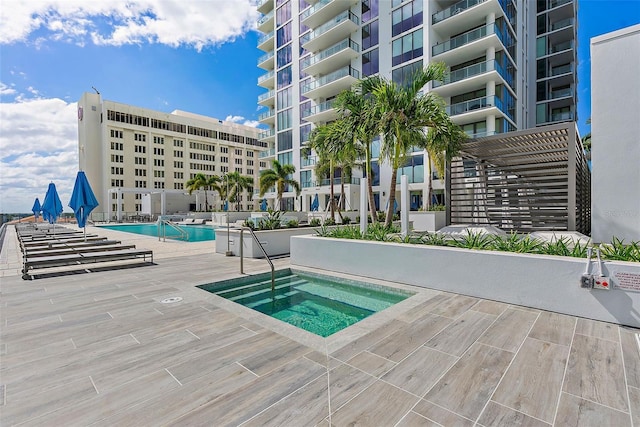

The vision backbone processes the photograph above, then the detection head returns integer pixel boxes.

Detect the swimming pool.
[198,269,413,337]
[99,223,216,242]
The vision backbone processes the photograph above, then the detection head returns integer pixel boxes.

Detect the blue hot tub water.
[198,269,413,337]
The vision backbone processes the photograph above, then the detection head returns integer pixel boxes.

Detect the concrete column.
[161,190,166,216]
[486,12,495,26]
[487,114,496,135]
[360,177,368,233]
[401,175,409,237]
[116,189,122,222]
[486,46,496,61]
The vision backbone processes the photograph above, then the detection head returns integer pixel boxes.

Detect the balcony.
[257,70,275,88]
[257,51,274,70]
[301,99,338,123]
[301,38,360,76]
[257,89,275,107]
[320,177,360,186]
[257,30,274,52]
[446,95,514,125]
[258,147,276,158]
[550,86,573,100]
[301,0,358,29]
[432,59,515,98]
[550,40,573,53]
[551,63,573,76]
[550,17,574,31]
[257,0,273,14]
[432,0,487,24]
[301,65,359,100]
[550,111,574,122]
[258,108,275,125]
[431,0,507,36]
[302,10,359,53]
[301,156,318,168]
[432,23,509,65]
[257,10,274,33]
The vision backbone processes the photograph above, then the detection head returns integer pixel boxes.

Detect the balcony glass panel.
[301,156,317,167]
[258,89,275,103]
[307,10,359,41]
[434,59,514,89]
[551,17,574,31]
[300,0,331,20]
[550,86,572,99]
[258,51,274,66]
[432,0,487,24]
[258,10,274,26]
[551,40,573,53]
[258,31,274,45]
[551,111,573,121]
[301,66,360,94]
[446,95,512,120]
[259,148,276,158]
[432,23,491,56]
[301,39,360,70]
[258,70,275,84]
[551,63,573,76]
[258,109,275,120]
[259,129,275,139]
[302,99,336,118]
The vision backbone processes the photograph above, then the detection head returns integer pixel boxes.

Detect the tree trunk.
[204,189,209,212]
[329,160,335,221]
[426,161,433,210]
[385,167,398,227]
[365,145,377,224]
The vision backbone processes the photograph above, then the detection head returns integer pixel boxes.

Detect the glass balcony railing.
[258,89,275,103]
[551,17,574,31]
[259,148,275,158]
[300,0,331,21]
[257,0,271,9]
[551,111,574,121]
[259,129,274,139]
[433,23,503,56]
[301,38,360,70]
[549,0,571,9]
[258,31,274,45]
[320,177,360,186]
[551,40,573,53]
[432,0,487,24]
[434,59,514,89]
[447,95,499,116]
[306,10,359,43]
[551,63,573,76]
[257,51,274,65]
[258,109,275,121]
[301,66,360,94]
[258,70,274,84]
[258,10,274,27]
[550,86,573,99]
[301,156,317,167]
[301,181,315,188]
[302,99,336,118]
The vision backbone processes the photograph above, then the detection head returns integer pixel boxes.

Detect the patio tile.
[412,399,475,426]
[424,343,514,420]
[330,319,406,361]
[628,386,640,426]
[425,310,496,356]
[429,294,480,319]
[396,293,450,323]
[575,318,619,342]
[477,401,551,427]
[620,328,640,389]
[396,411,440,426]
[478,308,539,352]
[346,350,396,377]
[563,333,628,412]
[492,337,569,422]
[528,311,575,346]
[471,299,510,316]
[381,346,458,396]
[330,381,418,426]
[554,392,631,427]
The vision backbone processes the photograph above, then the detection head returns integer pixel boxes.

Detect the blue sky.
[0,0,638,214]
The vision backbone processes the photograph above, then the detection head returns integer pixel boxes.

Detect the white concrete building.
[591,24,640,243]
[77,92,266,221]
[255,0,577,213]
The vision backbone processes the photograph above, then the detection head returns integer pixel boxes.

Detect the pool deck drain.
[1,224,638,426]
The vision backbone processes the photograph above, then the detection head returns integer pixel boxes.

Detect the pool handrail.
[239,227,275,292]
[157,219,189,242]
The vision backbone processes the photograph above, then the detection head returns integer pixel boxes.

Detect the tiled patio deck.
[1,224,639,426]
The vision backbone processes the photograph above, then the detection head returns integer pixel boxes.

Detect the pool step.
[244,290,300,309]
[215,275,300,298]
[293,282,394,313]
[227,280,305,303]
[219,277,306,302]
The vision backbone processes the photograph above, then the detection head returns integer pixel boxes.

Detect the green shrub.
[451,231,494,250]
[600,237,640,262]
[309,218,321,227]
[242,219,255,230]
[491,233,542,254]
[376,211,385,222]
[324,218,336,226]
[428,204,446,211]
[286,219,299,228]
[341,216,351,224]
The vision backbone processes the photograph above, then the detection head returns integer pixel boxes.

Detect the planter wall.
[409,211,446,232]
[290,235,640,328]
[211,212,251,225]
[216,227,320,258]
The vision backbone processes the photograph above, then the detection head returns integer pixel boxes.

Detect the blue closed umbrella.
[310,193,319,212]
[69,171,99,231]
[260,198,267,211]
[42,182,63,231]
[31,198,41,222]
[223,200,228,211]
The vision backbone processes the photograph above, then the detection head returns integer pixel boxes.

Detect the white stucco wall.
[591,25,640,242]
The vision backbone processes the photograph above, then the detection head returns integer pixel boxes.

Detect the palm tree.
[186,173,220,211]
[223,172,254,211]
[259,159,301,211]
[362,62,466,226]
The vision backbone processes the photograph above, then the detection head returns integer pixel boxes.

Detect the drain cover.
[160,297,183,304]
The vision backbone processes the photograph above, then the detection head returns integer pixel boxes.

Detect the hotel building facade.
[255,0,577,212]
[77,92,266,220]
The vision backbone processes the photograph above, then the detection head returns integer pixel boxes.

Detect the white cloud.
[0,0,259,51]
[0,82,16,96]
[224,115,261,128]
[0,90,78,213]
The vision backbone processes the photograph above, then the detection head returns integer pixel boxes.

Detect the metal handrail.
[239,227,275,292]
[157,219,188,242]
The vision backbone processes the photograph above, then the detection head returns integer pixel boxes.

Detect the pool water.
[99,223,216,242]
[198,269,413,337]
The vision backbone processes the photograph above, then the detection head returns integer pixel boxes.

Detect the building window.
[277,109,293,130]
[110,142,123,150]
[363,48,379,76]
[173,139,184,147]
[391,0,423,37]
[110,129,123,138]
[277,21,292,46]
[153,136,164,144]
[362,20,379,50]
[247,151,254,157]
[277,130,293,151]
[277,44,292,68]
[398,154,424,184]
[392,59,422,86]
[220,147,228,154]
[135,145,146,153]
[362,0,379,23]
[277,65,292,89]
[276,1,291,27]
[277,87,293,109]
[392,28,423,66]
[235,149,243,156]
[134,133,146,142]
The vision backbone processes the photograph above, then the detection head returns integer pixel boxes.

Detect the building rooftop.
[1,225,638,425]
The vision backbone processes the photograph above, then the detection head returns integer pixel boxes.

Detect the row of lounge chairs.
[17,224,153,280]
[176,218,206,225]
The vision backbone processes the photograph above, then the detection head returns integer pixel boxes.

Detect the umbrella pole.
[84,226,87,242]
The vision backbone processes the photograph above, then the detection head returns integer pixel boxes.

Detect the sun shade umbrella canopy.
[69,171,99,228]
[311,193,319,212]
[260,198,267,211]
[41,183,63,224]
[31,198,41,221]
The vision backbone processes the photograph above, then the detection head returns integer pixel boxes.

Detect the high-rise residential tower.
[255,0,577,213]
